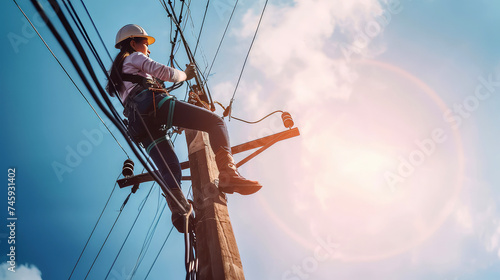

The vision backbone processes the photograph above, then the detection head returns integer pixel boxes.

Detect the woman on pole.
[106,24,262,233]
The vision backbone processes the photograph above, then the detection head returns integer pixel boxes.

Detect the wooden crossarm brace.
[231,127,300,155]
[235,127,300,168]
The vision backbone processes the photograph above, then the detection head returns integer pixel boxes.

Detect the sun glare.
[259,59,465,262]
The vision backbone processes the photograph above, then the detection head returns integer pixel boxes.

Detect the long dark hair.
[106,37,143,96]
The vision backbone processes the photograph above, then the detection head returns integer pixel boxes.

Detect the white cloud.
[230,0,500,275]
[0,262,42,280]
[234,0,388,103]
[219,1,500,280]
[222,0,406,131]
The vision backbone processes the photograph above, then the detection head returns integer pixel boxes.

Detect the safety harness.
[122,73,176,153]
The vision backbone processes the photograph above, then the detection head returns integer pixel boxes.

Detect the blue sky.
[2,0,500,279]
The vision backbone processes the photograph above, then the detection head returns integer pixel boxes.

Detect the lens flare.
[257,59,465,262]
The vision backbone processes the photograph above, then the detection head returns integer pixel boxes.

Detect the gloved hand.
[184,63,197,80]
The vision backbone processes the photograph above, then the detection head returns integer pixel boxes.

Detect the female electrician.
[106,24,262,233]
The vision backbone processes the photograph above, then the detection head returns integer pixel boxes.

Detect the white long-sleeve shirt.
[120,52,186,101]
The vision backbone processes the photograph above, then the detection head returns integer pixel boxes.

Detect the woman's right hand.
[184,63,197,81]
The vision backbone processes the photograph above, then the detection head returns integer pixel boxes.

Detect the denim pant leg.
[127,91,182,189]
[169,100,231,153]
[143,135,182,189]
[128,92,230,189]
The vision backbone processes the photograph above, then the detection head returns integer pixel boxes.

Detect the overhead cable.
[227,0,270,119]
[162,1,215,109]
[65,173,120,280]
[12,0,130,158]
[103,182,159,280]
[82,189,134,280]
[128,201,168,279]
[29,0,190,217]
[193,0,210,57]
[203,0,239,83]
[144,226,175,279]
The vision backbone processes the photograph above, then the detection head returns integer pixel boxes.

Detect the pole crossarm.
[117,169,191,189]
[116,127,300,188]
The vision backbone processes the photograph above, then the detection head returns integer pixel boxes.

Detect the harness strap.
[158,95,176,130]
[146,135,170,154]
[144,97,176,154]
[121,73,147,84]
[121,73,166,89]
[158,95,173,109]
[167,98,175,129]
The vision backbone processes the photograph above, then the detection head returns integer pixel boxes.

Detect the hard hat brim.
[115,35,155,49]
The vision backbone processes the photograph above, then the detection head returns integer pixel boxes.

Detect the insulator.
[122,159,134,177]
[223,104,232,118]
[281,112,294,129]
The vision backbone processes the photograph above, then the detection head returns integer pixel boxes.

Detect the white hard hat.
[115,24,155,49]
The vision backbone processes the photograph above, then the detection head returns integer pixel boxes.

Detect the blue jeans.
[126,90,230,189]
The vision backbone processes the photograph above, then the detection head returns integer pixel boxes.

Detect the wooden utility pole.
[115,122,299,280]
[185,129,245,279]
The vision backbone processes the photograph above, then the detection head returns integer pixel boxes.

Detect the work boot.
[165,187,193,233]
[215,148,262,195]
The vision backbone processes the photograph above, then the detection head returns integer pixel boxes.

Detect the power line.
[228,0,270,119]
[78,0,114,63]
[144,225,175,279]
[30,0,190,218]
[27,1,199,278]
[63,0,126,107]
[12,0,130,158]
[162,0,215,109]
[203,0,239,84]
[215,103,284,125]
[66,173,120,280]
[164,0,187,67]
[142,187,194,279]
[66,1,193,278]
[65,1,188,193]
[128,200,168,279]
[23,2,195,276]
[103,181,159,280]
[10,4,173,279]
[82,190,132,280]
[193,0,210,57]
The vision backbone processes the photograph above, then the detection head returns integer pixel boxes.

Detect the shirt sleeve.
[124,52,187,82]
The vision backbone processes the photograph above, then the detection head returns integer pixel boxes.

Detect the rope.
[184,204,196,279]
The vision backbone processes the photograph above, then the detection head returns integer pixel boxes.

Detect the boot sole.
[219,185,262,195]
